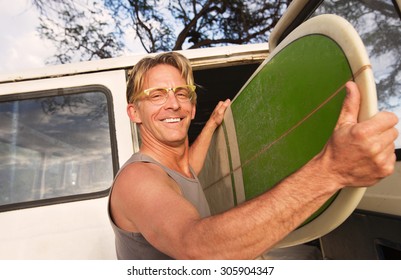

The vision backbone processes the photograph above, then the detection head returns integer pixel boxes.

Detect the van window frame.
[0,84,119,212]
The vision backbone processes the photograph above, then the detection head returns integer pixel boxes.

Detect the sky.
[0,0,145,74]
[0,0,56,73]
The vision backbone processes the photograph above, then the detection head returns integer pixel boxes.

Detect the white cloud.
[0,0,58,73]
[0,0,147,74]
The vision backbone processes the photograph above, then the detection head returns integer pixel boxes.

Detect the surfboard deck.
[198,14,377,248]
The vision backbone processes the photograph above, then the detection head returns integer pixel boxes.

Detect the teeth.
[163,118,181,123]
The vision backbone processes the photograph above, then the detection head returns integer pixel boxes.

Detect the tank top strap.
[113,152,210,217]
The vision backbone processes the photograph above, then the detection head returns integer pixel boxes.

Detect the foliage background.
[32,0,291,64]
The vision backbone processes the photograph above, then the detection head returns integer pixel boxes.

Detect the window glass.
[313,0,401,148]
[0,89,114,208]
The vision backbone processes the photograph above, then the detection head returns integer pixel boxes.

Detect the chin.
[163,136,188,146]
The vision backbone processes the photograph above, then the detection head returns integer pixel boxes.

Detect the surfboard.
[198,14,377,248]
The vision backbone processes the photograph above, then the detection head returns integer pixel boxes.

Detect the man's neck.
[140,141,193,178]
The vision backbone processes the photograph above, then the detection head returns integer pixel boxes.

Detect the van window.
[0,87,116,211]
[313,0,401,149]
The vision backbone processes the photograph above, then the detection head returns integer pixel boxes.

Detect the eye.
[174,87,190,100]
[148,89,166,101]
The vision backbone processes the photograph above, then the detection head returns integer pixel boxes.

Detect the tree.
[33,0,125,64]
[32,0,292,64]
[315,0,400,112]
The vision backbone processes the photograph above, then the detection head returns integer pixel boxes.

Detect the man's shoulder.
[119,159,169,183]
[114,152,182,194]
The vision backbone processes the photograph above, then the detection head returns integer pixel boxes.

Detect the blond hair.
[126,52,196,104]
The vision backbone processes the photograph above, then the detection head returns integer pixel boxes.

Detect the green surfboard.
[198,14,377,247]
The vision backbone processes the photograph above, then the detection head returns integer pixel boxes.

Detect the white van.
[0,0,400,259]
[0,43,269,259]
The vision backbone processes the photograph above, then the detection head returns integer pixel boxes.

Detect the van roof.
[0,43,269,84]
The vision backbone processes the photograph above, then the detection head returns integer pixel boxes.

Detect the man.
[108,52,398,259]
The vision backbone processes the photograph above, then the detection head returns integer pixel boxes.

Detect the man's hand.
[204,99,231,129]
[319,81,399,188]
[189,99,231,175]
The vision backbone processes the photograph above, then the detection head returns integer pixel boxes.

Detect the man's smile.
[162,117,183,123]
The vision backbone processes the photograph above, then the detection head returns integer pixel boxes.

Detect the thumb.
[336,81,361,128]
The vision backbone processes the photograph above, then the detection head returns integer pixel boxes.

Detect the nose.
[164,89,180,109]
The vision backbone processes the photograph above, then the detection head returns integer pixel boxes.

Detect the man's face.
[132,64,196,147]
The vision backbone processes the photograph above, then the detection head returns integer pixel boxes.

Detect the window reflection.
[0,90,114,207]
[313,0,401,148]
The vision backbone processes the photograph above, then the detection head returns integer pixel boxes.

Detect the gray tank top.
[108,153,211,260]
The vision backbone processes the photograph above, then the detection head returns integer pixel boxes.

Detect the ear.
[127,103,142,124]
[191,103,196,120]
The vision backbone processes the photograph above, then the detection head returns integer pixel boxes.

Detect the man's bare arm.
[189,99,230,174]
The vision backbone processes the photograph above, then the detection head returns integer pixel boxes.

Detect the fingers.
[335,81,361,128]
[376,144,397,178]
[211,99,231,125]
[336,81,398,148]
[322,81,399,187]
[358,111,399,136]
[216,99,231,112]
[364,128,397,180]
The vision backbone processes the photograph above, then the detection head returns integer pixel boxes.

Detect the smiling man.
[108,52,398,260]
